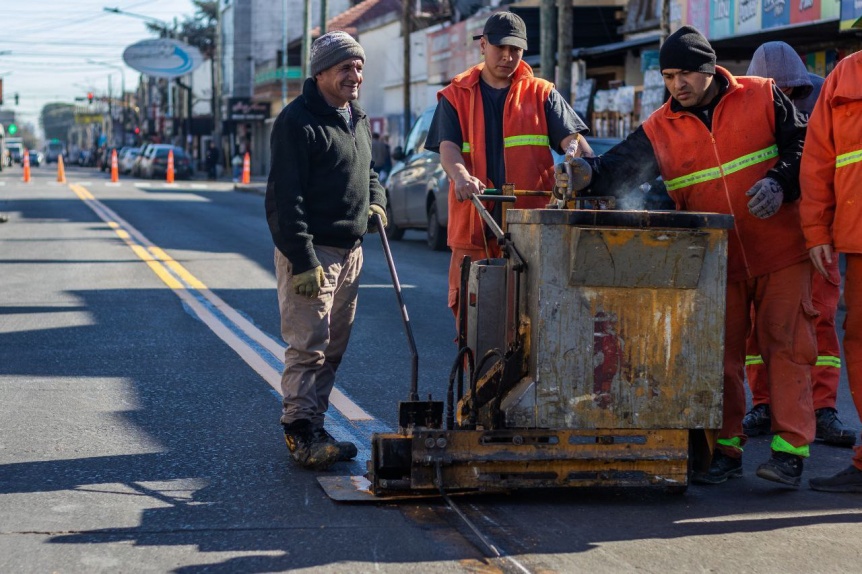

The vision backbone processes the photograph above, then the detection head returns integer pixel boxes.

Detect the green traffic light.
[8,123,17,135]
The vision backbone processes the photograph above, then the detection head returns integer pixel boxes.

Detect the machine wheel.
[426,199,447,251]
[385,200,404,240]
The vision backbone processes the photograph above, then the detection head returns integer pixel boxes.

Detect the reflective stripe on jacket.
[438,60,554,250]
[800,51,862,253]
[642,67,808,282]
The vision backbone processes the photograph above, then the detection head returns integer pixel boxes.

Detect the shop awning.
[524,34,661,66]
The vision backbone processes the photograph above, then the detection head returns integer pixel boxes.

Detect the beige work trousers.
[274,245,363,427]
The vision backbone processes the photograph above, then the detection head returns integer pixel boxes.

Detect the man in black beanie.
[555,26,816,489]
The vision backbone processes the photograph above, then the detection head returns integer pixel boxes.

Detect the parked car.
[141,145,193,180]
[28,149,44,167]
[119,148,140,174]
[131,143,155,177]
[43,139,66,163]
[384,105,625,251]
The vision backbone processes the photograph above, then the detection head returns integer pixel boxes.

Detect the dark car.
[28,149,44,167]
[384,105,625,251]
[142,145,193,180]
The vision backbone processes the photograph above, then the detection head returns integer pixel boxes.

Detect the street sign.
[122,38,203,79]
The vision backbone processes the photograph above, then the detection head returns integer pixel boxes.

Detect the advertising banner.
[839,0,862,29]
[737,0,763,33]
[761,0,792,28]
[688,0,711,34]
[792,0,822,23]
[711,0,735,38]
[822,0,841,19]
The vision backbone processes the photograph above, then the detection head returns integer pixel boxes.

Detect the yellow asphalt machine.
[321,186,734,501]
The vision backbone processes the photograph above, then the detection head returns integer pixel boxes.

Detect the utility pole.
[320,0,328,35]
[214,1,223,149]
[302,0,312,79]
[402,0,412,141]
[540,0,557,83]
[556,0,573,102]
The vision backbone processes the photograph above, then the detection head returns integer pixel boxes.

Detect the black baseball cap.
[473,11,528,50]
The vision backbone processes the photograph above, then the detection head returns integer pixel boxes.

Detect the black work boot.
[314,427,358,462]
[809,465,862,493]
[756,451,803,487]
[815,408,857,447]
[282,419,340,470]
[692,451,743,485]
[742,404,771,437]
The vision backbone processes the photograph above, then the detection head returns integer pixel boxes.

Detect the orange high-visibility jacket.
[642,67,808,282]
[438,60,555,250]
[800,51,862,253]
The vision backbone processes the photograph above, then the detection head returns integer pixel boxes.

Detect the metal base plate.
[317,475,445,502]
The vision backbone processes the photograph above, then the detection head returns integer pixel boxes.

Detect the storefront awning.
[524,34,661,66]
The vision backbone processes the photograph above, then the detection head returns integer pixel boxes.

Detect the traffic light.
[87,92,94,104]
[7,123,17,135]
[14,93,18,106]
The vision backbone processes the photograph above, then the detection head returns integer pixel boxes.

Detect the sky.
[0,0,198,134]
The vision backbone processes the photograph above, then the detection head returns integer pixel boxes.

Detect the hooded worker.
[554,25,816,488]
[742,41,855,449]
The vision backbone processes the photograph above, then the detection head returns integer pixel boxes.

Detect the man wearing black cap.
[265,31,387,470]
[556,25,815,488]
[425,10,590,319]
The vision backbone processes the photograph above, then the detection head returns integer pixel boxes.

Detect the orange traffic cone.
[110,148,119,183]
[56,155,67,183]
[241,152,251,184]
[22,148,31,183]
[166,149,175,183]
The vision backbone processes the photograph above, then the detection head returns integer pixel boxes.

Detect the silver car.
[385,106,449,250]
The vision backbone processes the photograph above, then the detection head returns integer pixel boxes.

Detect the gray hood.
[747,41,822,115]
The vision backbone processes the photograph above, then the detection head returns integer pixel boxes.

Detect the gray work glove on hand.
[367,204,387,233]
[746,177,784,219]
[553,157,593,198]
[293,265,325,298]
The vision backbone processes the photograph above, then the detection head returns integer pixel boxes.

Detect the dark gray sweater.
[265,77,386,274]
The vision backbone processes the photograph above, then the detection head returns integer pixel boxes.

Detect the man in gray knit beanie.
[310,31,366,77]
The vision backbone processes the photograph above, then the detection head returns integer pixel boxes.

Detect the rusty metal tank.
[499,209,734,431]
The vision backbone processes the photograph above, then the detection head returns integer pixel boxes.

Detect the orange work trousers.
[719,261,816,457]
[746,256,841,409]
[843,255,862,470]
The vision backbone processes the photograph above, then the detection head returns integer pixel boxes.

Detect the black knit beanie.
[659,26,716,74]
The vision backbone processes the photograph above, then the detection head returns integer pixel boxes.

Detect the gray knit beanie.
[310,31,366,77]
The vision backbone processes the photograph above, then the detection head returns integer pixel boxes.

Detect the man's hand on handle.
[553,157,593,198]
[292,266,326,298]
[367,204,387,233]
[810,244,833,279]
[453,175,486,202]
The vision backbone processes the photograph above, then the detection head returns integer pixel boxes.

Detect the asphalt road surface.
[1,164,860,573]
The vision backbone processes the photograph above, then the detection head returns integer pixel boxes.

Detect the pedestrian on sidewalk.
[231,148,243,183]
[556,26,816,487]
[801,48,862,493]
[742,41,855,448]
[265,31,387,470]
[205,141,219,180]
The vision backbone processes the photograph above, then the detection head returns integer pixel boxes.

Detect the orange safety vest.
[438,60,555,250]
[642,67,808,282]
[801,51,862,254]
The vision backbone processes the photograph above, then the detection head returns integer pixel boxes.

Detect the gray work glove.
[292,265,325,298]
[553,157,593,199]
[367,204,387,234]
[746,177,784,219]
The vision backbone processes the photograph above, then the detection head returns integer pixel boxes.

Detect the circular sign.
[123,38,203,79]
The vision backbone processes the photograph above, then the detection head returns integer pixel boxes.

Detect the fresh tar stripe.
[70,184,379,433]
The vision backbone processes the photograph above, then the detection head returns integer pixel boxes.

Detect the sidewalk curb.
[234,183,266,195]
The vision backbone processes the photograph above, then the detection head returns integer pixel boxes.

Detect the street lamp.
[87,59,127,146]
